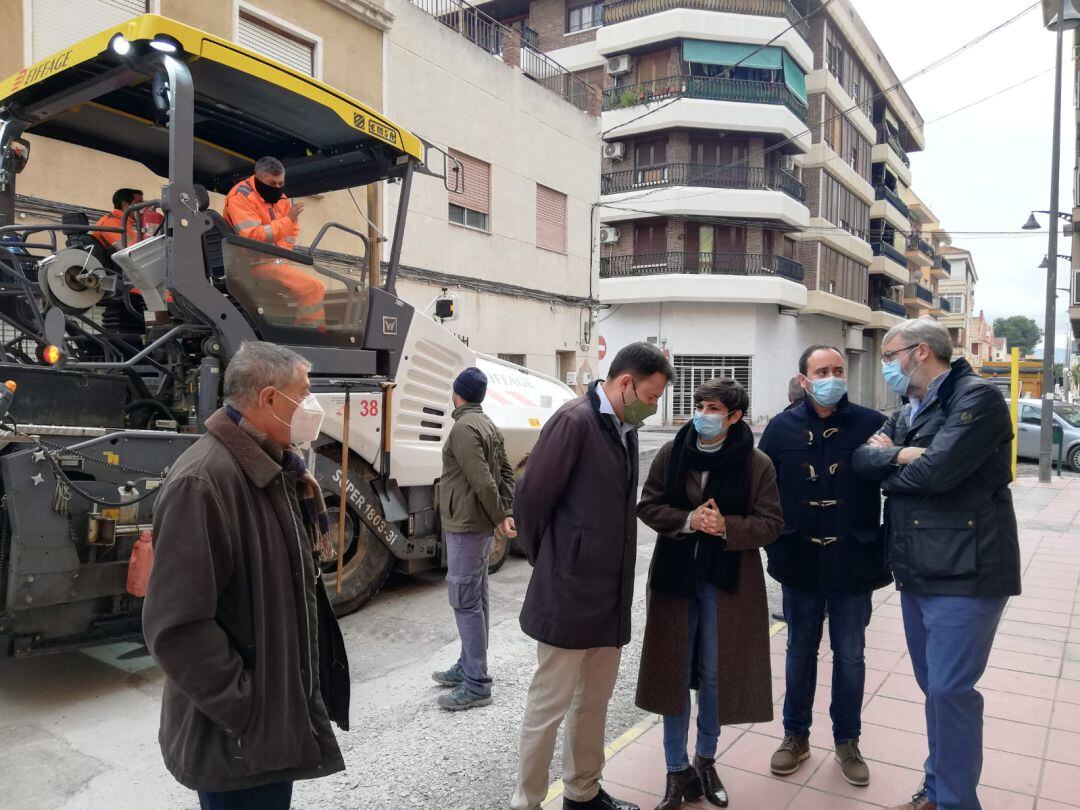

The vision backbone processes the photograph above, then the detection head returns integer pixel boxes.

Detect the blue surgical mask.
[808,376,847,408]
[882,347,919,396]
[882,359,911,395]
[693,411,728,440]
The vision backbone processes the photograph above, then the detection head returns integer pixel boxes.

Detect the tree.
[993,316,1042,357]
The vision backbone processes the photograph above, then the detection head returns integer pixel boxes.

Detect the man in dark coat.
[853,318,1021,810]
[144,342,349,810]
[510,342,674,810]
[759,346,888,787]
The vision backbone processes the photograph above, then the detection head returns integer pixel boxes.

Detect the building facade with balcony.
[470,0,926,418]
[386,0,602,379]
[936,246,978,364]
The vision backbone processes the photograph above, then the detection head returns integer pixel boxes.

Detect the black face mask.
[254,177,284,204]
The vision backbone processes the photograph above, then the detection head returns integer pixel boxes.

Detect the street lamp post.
[1022,0,1075,482]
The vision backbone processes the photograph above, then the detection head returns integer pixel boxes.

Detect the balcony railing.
[602,0,810,38]
[871,239,907,267]
[874,185,909,218]
[601,163,805,201]
[904,283,934,304]
[873,296,907,317]
[600,251,806,281]
[907,236,934,259]
[933,296,952,313]
[602,74,808,122]
[933,255,952,275]
[875,123,911,168]
[409,0,599,114]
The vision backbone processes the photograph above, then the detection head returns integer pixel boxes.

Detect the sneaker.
[431,662,464,687]
[835,739,870,786]
[889,789,937,810]
[769,735,810,776]
[436,683,492,711]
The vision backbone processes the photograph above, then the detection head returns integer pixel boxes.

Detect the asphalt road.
[0,430,783,810]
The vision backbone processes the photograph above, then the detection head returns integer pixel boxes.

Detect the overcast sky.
[852,0,1073,359]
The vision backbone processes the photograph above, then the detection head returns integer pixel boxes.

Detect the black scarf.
[649,419,754,597]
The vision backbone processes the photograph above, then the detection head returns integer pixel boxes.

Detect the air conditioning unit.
[606,55,632,76]
[603,142,626,161]
[565,371,578,386]
[599,226,620,244]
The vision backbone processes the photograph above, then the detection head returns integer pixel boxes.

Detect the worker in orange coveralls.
[93,188,145,252]
[224,156,325,327]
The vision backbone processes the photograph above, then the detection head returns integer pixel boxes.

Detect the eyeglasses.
[880,344,919,363]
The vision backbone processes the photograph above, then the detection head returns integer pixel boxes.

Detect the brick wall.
[531,0,598,53]
[803,166,822,219]
[666,217,687,253]
[746,227,765,255]
[668,131,690,164]
[799,239,819,290]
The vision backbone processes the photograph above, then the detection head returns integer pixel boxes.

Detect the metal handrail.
[408,0,598,114]
[601,74,808,121]
[874,296,906,316]
[871,239,907,266]
[903,283,933,304]
[873,185,909,218]
[601,162,805,201]
[599,251,805,281]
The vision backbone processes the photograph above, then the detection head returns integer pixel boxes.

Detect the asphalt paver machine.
[0,15,572,656]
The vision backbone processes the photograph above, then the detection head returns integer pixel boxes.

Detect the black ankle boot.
[693,754,729,807]
[654,766,702,810]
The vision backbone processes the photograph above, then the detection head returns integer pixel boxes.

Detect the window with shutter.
[238,11,317,77]
[448,149,491,232]
[536,185,566,254]
[29,0,147,64]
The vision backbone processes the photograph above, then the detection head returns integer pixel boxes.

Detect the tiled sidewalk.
[548,477,1080,810]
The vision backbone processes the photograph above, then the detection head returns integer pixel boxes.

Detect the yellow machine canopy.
[0,14,424,196]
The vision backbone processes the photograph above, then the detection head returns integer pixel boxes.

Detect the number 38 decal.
[356,398,380,417]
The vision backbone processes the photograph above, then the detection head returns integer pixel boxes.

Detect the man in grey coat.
[432,366,517,711]
[510,342,674,810]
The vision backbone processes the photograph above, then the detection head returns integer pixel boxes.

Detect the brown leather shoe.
[889,790,937,810]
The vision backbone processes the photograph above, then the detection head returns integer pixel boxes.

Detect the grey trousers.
[445,530,494,695]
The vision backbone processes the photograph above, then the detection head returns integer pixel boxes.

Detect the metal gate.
[671,355,752,421]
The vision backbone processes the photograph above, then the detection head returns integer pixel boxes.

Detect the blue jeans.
[901,592,1006,810]
[663,581,720,772]
[198,782,292,809]
[445,530,494,696]
[782,585,873,743]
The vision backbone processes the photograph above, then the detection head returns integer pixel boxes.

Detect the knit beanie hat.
[453,367,488,403]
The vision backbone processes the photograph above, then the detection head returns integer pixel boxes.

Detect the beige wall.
[7,0,385,255]
[383,0,601,378]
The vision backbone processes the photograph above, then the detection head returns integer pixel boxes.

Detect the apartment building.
[935,246,978,365]
[383,0,601,380]
[970,310,1007,370]
[474,0,927,419]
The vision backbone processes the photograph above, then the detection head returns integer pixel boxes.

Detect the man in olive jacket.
[510,343,674,810]
[853,318,1020,810]
[432,366,516,711]
[143,342,349,810]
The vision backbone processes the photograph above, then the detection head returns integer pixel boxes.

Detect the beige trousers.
[510,642,622,810]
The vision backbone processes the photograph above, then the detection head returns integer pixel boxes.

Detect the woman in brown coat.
[635,379,783,809]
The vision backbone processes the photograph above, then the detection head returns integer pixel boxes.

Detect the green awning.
[782,50,807,104]
[682,40,782,71]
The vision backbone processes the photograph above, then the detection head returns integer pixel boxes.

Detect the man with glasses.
[853,318,1020,810]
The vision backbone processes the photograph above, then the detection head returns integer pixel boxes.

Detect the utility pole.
[1038,0,1067,482]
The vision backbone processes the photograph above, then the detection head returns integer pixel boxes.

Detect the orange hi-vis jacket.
[223,176,298,249]
[92,209,140,252]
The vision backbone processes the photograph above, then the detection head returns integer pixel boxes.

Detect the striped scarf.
[225,405,335,560]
